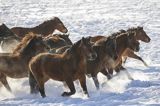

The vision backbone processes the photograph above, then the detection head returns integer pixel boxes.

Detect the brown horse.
[0,23,20,52]
[99,31,140,80]
[0,33,49,92]
[88,32,140,89]
[122,26,151,66]
[85,36,118,90]
[51,32,140,90]
[29,37,97,98]
[58,37,118,90]
[11,17,68,38]
[91,26,150,67]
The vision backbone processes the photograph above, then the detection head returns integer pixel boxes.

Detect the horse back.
[11,27,31,38]
[90,35,106,43]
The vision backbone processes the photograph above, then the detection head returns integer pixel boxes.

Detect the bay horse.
[122,26,151,66]
[29,37,97,98]
[0,23,20,52]
[85,36,118,90]
[91,26,150,67]
[99,31,140,81]
[11,17,68,38]
[88,32,140,89]
[49,32,140,90]
[0,33,49,92]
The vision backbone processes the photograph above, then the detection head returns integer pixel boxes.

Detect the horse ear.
[81,37,85,43]
[137,26,142,30]
[1,23,6,27]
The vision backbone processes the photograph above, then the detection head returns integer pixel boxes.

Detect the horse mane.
[12,32,37,54]
[34,17,59,29]
[127,26,143,32]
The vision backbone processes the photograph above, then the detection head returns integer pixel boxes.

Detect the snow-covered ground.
[0,0,160,105]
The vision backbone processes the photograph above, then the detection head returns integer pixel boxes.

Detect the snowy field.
[0,0,160,105]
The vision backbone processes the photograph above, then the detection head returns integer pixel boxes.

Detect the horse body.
[101,32,140,80]
[0,33,49,92]
[0,55,28,78]
[91,27,150,67]
[11,17,68,38]
[29,37,97,97]
[86,37,118,89]
[121,27,151,65]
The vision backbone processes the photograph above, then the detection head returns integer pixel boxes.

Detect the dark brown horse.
[11,17,68,38]
[0,33,49,92]
[29,37,97,98]
[0,23,20,52]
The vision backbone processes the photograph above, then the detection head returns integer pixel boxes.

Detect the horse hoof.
[30,90,39,94]
[61,92,69,97]
[41,94,46,98]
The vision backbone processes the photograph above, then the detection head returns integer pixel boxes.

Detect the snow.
[0,0,160,105]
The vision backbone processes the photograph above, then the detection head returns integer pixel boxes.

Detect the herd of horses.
[0,17,151,98]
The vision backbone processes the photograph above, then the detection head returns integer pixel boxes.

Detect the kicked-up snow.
[0,0,160,105]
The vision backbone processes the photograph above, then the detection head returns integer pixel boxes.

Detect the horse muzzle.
[63,29,68,33]
[145,37,151,43]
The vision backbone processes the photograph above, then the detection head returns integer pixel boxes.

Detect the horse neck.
[19,42,37,63]
[116,35,128,57]
[64,46,87,67]
[33,21,56,36]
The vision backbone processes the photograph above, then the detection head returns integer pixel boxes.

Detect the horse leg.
[30,70,46,98]
[79,75,89,97]
[122,56,127,63]
[0,73,11,92]
[91,74,100,90]
[29,71,39,94]
[100,68,112,80]
[126,50,148,67]
[108,68,114,75]
[62,78,76,96]
[38,82,46,98]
